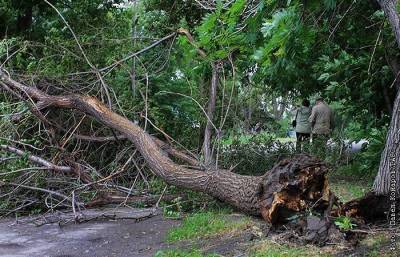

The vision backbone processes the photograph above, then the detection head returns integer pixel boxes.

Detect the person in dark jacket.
[294,99,311,152]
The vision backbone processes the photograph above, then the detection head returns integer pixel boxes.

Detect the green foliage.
[195,0,247,59]
[254,4,317,94]
[334,216,356,231]
[339,121,388,177]
[323,0,337,10]
[354,128,387,175]
[220,131,275,146]
[257,6,304,63]
[220,131,295,175]
[163,197,184,219]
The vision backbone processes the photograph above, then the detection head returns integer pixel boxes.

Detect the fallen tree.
[2,68,397,238]
[0,69,333,224]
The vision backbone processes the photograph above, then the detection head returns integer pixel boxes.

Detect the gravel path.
[0,211,180,257]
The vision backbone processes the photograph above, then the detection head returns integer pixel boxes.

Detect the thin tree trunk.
[246,106,252,132]
[272,97,279,119]
[202,62,219,167]
[277,97,287,120]
[387,57,400,91]
[382,85,393,114]
[130,1,138,97]
[373,0,400,195]
[272,98,286,120]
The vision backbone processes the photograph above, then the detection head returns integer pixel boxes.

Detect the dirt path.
[0,211,180,257]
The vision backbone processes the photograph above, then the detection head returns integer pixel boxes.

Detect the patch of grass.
[154,249,219,257]
[250,241,331,257]
[333,163,376,180]
[328,161,374,203]
[329,178,370,203]
[367,234,388,247]
[166,212,250,242]
[359,233,398,257]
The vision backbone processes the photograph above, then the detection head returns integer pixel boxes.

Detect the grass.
[329,179,369,202]
[250,241,332,257]
[166,211,250,242]
[358,233,399,257]
[250,234,399,257]
[362,234,387,257]
[328,163,373,203]
[154,249,219,257]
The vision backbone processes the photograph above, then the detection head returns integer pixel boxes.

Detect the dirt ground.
[0,208,396,257]
[0,210,180,257]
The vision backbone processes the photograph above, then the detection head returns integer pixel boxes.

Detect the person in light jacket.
[294,99,312,152]
[308,97,335,156]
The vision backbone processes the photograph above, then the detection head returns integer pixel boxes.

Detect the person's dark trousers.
[311,133,329,158]
[296,133,310,152]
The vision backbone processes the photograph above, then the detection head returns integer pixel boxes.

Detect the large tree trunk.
[373,90,400,195]
[373,0,400,195]
[0,70,331,224]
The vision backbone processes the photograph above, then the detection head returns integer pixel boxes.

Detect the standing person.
[294,99,312,152]
[308,97,334,156]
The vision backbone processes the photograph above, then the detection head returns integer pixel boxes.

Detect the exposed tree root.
[338,192,399,222]
[259,156,330,224]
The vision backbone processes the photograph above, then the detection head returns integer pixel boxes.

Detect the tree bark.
[373,0,400,195]
[0,70,332,224]
[378,0,400,47]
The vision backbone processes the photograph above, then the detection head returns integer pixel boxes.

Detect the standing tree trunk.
[202,62,219,167]
[373,0,400,195]
[373,90,400,195]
